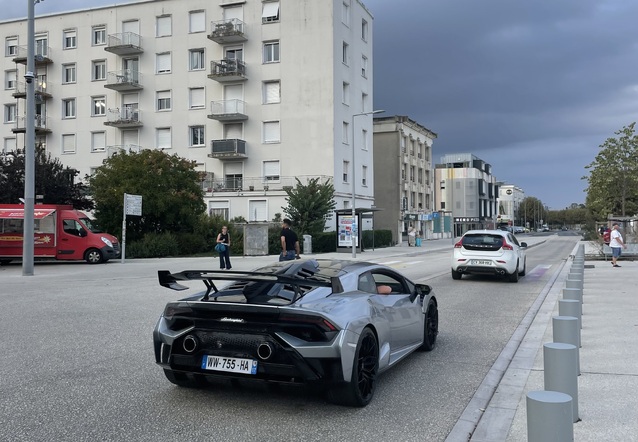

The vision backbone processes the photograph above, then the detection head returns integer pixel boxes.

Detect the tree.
[517,197,546,229]
[282,177,336,236]
[583,123,638,219]
[88,149,205,242]
[0,144,93,209]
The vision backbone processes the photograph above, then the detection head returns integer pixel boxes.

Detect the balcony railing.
[208,59,246,82]
[207,99,247,121]
[209,139,247,159]
[104,108,142,127]
[12,81,51,100]
[208,18,246,44]
[13,45,53,64]
[204,175,333,193]
[105,32,143,55]
[104,70,143,91]
[106,144,143,156]
[12,115,51,134]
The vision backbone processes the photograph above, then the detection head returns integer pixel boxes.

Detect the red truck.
[0,204,120,264]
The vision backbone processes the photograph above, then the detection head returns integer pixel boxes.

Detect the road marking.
[526,264,552,278]
[378,260,401,265]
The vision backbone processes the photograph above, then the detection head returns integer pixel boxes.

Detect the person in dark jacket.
[279,219,300,261]
[216,226,232,270]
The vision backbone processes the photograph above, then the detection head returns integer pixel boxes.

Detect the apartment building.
[497,183,525,228]
[434,153,498,237]
[372,115,436,244]
[1,0,375,223]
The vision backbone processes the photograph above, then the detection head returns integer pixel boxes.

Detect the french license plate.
[201,355,258,375]
[472,260,492,266]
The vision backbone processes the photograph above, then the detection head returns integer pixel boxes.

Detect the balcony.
[209,139,247,160]
[208,175,333,193]
[106,144,143,157]
[13,45,53,65]
[207,99,247,121]
[103,108,142,128]
[12,81,52,100]
[12,115,51,134]
[104,70,143,91]
[208,59,246,82]
[208,19,246,44]
[104,32,143,55]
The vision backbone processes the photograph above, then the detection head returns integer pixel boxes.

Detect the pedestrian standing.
[609,222,627,267]
[408,226,416,246]
[216,226,232,270]
[279,218,301,261]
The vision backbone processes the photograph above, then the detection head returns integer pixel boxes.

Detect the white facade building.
[497,183,525,228]
[1,0,375,223]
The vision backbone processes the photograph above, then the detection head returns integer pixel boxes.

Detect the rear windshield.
[461,234,504,250]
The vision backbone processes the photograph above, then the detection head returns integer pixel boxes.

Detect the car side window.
[370,272,406,294]
[508,234,520,246]
[357,273,377,294]
[63,219,82,236]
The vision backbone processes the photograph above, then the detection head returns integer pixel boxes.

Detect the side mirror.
[78,228,87,237]
[520,242,528,248]
[415,283,432,300]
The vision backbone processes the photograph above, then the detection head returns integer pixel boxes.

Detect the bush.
[175,232,208,255]
[362,230,393,249]
[126,232,179,258]
[312,232,337,253]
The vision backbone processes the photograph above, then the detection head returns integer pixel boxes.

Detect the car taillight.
[454,240,463,248]
[280,313,339,332]
[163,304,192,320]
[502,241,514,250]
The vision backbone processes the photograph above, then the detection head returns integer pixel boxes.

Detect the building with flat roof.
[1,0,375,223]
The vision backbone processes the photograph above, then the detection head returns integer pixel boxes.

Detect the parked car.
[154,259,439,407]
[513,226,525,234]
[451,230,527,282]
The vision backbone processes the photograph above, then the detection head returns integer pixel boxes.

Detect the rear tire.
[508,263,520,282]
[451,269,462,280]
[419,299,438,351]
[519,259,526,276]
[327,327,378,407]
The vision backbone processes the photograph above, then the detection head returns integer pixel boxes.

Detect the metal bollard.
[559,298,582,337]
[544,342,579,422]
[563,287,583,305]
[527,390,574,442]
[553,315,580,375]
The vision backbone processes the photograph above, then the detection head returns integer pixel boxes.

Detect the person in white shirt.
[609,223,627,267]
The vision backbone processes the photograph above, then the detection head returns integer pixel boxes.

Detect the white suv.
[451,230,527,282]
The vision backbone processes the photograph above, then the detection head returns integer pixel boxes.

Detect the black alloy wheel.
[508,262,520,282]
[419,299,438,352]
[451,269,462,280]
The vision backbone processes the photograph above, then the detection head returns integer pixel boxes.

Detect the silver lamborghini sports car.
[153,259,438,407]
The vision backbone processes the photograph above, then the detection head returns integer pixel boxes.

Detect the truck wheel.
[84,248,103,264]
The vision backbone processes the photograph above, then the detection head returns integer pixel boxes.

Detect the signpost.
[121,193,142,263]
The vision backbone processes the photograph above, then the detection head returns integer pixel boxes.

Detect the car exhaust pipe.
[183,335,197,353]
[257,342,273,360]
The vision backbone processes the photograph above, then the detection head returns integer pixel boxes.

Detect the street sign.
[125,194,142,216]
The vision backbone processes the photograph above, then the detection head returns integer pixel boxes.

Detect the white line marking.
[378,260,401,265]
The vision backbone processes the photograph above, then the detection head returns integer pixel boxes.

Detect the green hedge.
[362,230,393,249]
[126,232,180,258]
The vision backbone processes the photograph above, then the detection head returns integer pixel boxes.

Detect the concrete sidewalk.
[461,241,638,441]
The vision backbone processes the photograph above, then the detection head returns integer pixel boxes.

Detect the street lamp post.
[351,109,384,258]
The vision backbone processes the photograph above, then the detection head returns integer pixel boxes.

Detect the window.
[343,161,349,182]
[156,53,171,74]
[3,137,16,154]
[263,121,280,143]
[62,63,76,83]
[189,11,206,33]
[92,25,106,45]
[35,34,48,58]
[342,1,350,26]
[263,160,280,181]
[5,70,16,90]
[263,41,280,63]
[63,29,76,49]
[361,55,368,78]
[62,98,76,119]
[92,96,106,116]
[156,90,171,111]
[5,37,18,57]
[4,104,16,123]
[62,134,76,154]
[262,1,280,23]
[92,60,106,81]
[362,129,368,150]
[362,93,368,112]
[362,19,368,41]
[342,42,349,65]
[189,49,205,70]
[156,128,171,149]
[189,126,205,147]
[209,201,230,220]
[189,87,205,109]
[91,132,106,152]
[263,81,280,104]
[342,82,350,105]
[156,15,172,37]
[362,165,368,186]
[342,122,349,144]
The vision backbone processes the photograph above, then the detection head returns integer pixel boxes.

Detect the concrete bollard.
[569,265,584,275]
[544,342,579,422]
[527,390,574,442]
[566,277,583,291]
[553,315,580,375]
[559,298,582,337]
[563,287,583,305]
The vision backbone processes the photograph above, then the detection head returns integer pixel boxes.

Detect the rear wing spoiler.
[158,269,344,299]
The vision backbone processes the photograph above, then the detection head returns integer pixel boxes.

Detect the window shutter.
[63,134,76,153]
[92,132,106,151]
[262,2,280,21]
[263,160,280,177]
[157,128,171,149]
[157,16,171,36]
[189,11,205,33]
[263,121,280,142]
[157,53,171,73]
[190,88,205,108]
[264,82,280,103]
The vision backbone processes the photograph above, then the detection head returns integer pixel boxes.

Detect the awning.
[0,208,55,219]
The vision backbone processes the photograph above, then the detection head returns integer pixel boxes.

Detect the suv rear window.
[461,234,504,251]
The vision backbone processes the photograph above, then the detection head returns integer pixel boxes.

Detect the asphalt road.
[0,235,580,442]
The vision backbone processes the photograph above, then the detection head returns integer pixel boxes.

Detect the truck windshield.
[79,218,103,233]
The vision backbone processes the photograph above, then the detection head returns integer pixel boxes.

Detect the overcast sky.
[3,0,637,209]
